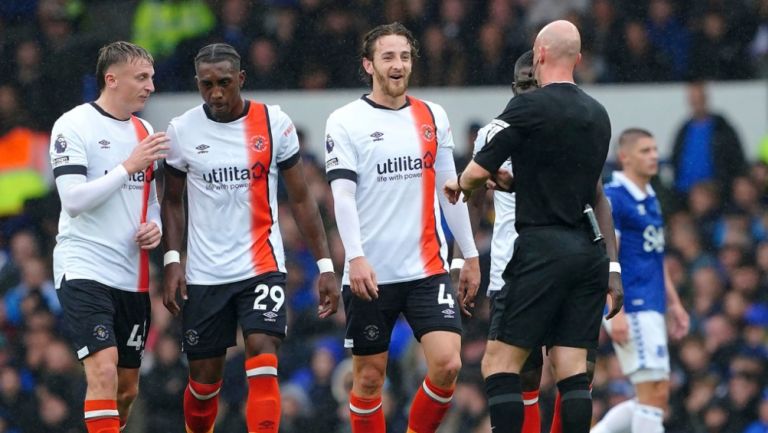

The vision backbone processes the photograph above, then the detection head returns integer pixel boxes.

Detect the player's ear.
[104,72,117,89]
[362,57,374,75]
[575,52,582,67]
[239,70,245,88]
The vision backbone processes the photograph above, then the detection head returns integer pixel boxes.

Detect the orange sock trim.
[184,378,222,433]
[349,392,385,433]
[522,390,541,433]
[407,377,454,433]
[550,391,562,433]
[84,399,120,433]
[246,354,280,433]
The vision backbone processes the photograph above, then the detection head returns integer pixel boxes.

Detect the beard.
[373,66,409,98]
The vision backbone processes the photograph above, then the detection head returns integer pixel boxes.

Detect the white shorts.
[603,310,670,384]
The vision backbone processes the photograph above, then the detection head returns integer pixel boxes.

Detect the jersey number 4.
[253,284,285,312]
[127,323,144,350]
[438,284,455,309]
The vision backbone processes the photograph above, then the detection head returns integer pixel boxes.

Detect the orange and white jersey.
[165,101,299,285]
[325,96,453,284]
[51,103,157,292]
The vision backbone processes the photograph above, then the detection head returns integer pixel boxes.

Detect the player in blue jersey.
[592,128,690,433]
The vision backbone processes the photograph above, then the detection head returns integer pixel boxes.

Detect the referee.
[444,20,623,433]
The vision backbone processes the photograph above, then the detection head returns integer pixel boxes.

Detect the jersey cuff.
[163,160,187,178]
[327,169,357,183]
[53,165,87,178]
[277,152,301,171]
[473,154,498,175]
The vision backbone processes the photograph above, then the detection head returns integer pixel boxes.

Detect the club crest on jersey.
[92,324,109,341]
[326,134,335,153]
[421,124,435,142]
[99,139,110,149]
[637,204,647,215]
[54,134,67,153]
[250,135,267,152]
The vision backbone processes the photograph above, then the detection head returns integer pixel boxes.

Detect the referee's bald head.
[534,20,581,65]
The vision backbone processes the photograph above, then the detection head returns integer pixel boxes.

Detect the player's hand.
[317,271,339,318]
[162,262,187,316]
[457,257,481,317]
[609,309,630,345]
[605,271,624,320]
[135,222,161,250]
[667,302,690,341]
[492,170,514,192]
[348,257,378,301]
[443,178,470,204]
[123,132,169,175]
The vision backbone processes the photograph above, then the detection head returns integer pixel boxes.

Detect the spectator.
[671,82,746,199]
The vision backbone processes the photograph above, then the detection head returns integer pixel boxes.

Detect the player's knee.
[86,361,118,393]
[650,382,670,407]
[355,364,386,396]
[520,368,542,392]
[118,384,139,407]
[426,353,461,388]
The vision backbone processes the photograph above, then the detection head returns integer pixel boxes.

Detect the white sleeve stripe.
[246,366,278,377]
[84,409,120,419]
[422,381,453,403]
[188,385,221,401]
[349,402,383,415]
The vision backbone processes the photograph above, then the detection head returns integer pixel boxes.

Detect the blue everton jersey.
[605,172,666,313]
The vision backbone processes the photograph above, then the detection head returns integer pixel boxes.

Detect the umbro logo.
[637,204,646,215]
[99,139,110,149]
[196,144,209,154]
[442,308,455,316]
[370,131,384,142]
[263,311,278,321]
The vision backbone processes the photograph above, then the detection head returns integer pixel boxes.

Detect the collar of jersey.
[89,102,130,122]
[612,171,655,201]
[360,94,411,111]
[203,100,250,123]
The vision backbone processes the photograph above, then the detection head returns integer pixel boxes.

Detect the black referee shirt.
[474,82,611,232]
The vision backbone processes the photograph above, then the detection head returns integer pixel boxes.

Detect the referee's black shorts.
[488,226,608,350]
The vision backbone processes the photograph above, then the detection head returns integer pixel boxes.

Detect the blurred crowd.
[3,0,768,132]
[1,1,768,433]
[0,78,767,433]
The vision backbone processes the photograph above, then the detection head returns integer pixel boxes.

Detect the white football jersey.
[165,101,298,285]
[51,103,157,292]
[325,96,454,285]
[474,121,518,293]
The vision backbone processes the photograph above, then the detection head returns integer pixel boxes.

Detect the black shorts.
[488,227,608,350]
[57,277,151,368]
[343,273,462,356]
[182,272,287,360]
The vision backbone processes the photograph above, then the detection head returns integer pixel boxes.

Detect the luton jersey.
[165,101,299,285]
[325,96,453,285]
[51,103,157,292]
[605,171,666,313]
[473,121,518,293]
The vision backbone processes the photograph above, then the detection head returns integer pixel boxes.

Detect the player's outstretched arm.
[160,168,187,316]
[595,181,624,319]
[282,159,339,318]
[436,148,480,316]
[664,261,690,340]
[443,160,492,204]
